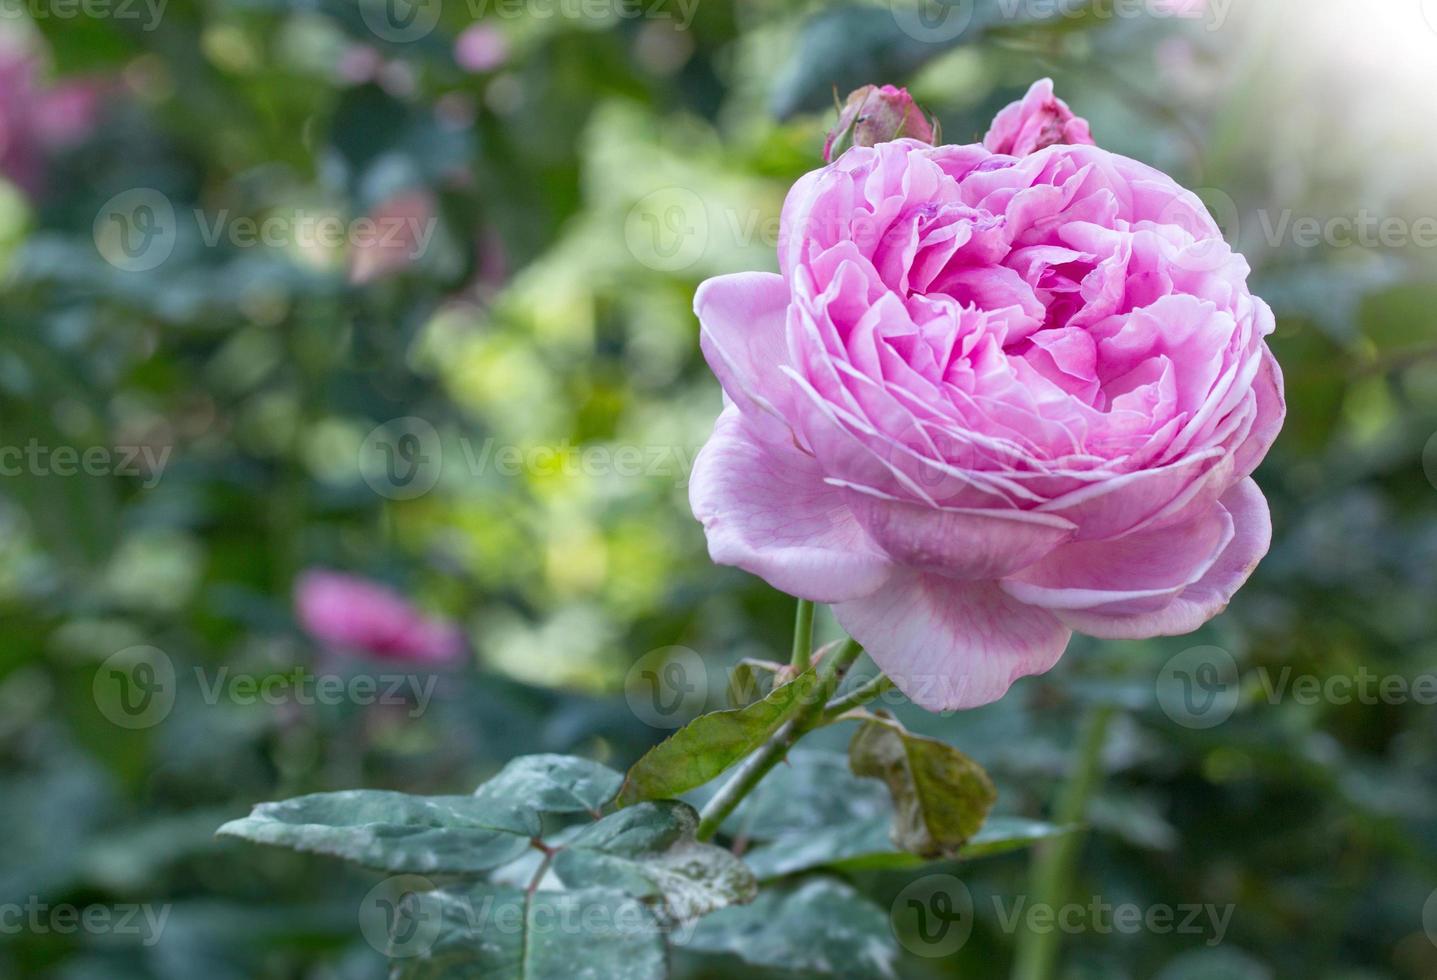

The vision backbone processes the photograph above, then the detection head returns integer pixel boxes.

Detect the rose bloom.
[690,80,1283,710]
[294,570,465,664]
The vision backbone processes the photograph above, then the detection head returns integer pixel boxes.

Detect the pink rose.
[689,82,1283,711]
[983,78,1094,158]
[824,84,934,163]
[294,570,465,664]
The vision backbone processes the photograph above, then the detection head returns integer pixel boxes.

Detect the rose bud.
[824,84,934,163]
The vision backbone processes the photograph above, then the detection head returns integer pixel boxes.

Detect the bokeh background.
[2,0,1437,977]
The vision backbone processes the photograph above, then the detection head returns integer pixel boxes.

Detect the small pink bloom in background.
[983,78,1094,157]
[824,84,933,163]
[348,188,437,284]
[690,78,1283,711]
[0,42,104,199]
[455,23,509,74]
[294,570,466,664]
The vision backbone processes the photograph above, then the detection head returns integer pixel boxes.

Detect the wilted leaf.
[849,713,996,858]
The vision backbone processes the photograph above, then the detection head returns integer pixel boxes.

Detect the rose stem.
[1010,704,1115,980]
[696,634,864,842]
[790,599,815,672]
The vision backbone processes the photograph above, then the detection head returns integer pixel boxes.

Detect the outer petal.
[695,272,795,440]
[1045,478,1272,640]
[999,500,1234,616]
[833,571,1072,710]
[689,406,892,603]
[1232,346,1285,479]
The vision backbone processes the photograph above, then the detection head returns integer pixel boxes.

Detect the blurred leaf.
[849,712,996,859]
[680,879,899,979]
[743,815,1070,878]
[554,801,757,925]
[617,667,820,807]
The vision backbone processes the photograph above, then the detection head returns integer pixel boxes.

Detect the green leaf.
[389,883,667,980]
[849,713,997,859]
[743,815,1070,878]
[554,801,757,925]
[616,668,820,807]
[474,754,623,819]
[218,755,625,874]
[680,879,899,979]
[726,658,783,708]
[217,791,537,874]
[708,749,891,840]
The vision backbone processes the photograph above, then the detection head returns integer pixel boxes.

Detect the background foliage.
[2,0,1436,977]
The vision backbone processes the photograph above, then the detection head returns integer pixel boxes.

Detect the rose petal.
[689,405,892,603]
[1000,498,1234,615]
[833,571,1072,710]
[695,271,796,442]
[1046,478,1271,639]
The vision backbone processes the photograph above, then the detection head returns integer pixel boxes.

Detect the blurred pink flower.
[455,24,509,74]
[983,78,1094,157]
[347,188,438,284]
[824,84,933,163]
[294,570,466,664]
[0,44,104,198]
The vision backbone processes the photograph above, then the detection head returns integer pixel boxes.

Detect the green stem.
[696,635,864,841]
[821,673,894,721]
[790,599,815,672]
[1010,704,1115,980]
